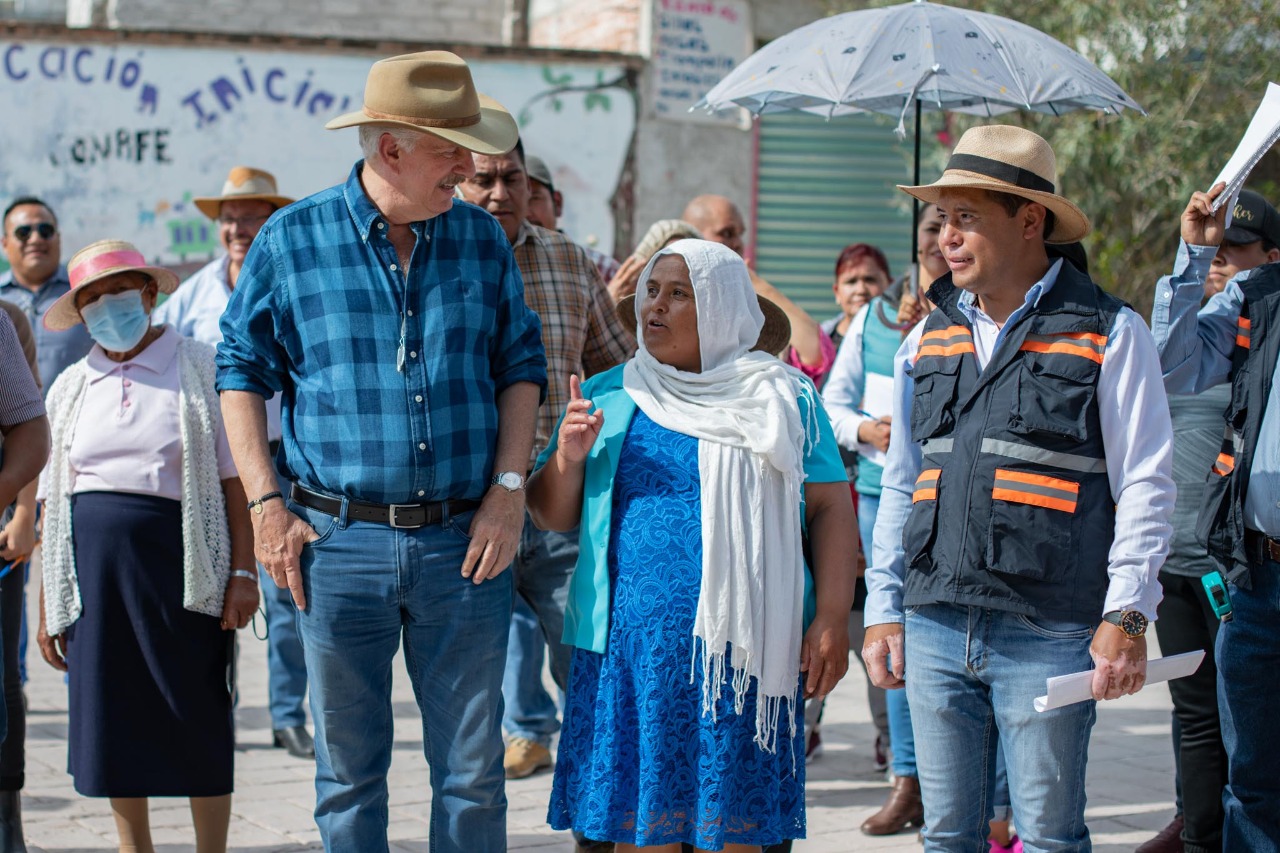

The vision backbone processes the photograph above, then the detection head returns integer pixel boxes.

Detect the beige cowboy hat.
[44,239,179,331]
[325,51,519,156]
[193,166,294,219]
[899,125,1091,244]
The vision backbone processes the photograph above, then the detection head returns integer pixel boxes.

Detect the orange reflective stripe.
[920,325,970,344]
[1228,317,1249,348]
[1019,340,1105,365]
[914,342,976,362]
[1212,452,1235,476]
[913,468,940,502]
[992,468,1079,513]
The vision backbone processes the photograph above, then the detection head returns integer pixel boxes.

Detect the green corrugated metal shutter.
[754,111,924,321]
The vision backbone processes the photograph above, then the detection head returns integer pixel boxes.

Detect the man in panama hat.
[861,124,1176,850]
[153,167,319,762]
[215,51,547,852]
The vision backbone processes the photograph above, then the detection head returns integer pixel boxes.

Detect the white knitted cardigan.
[42,337,232,636]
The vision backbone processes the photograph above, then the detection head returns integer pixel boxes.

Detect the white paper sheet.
[860,372,896,467]
[1210,82,1280,227]
[1033,650,1205,713]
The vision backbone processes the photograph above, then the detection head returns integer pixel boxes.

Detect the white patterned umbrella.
[699,0,1142,126]
[697,0,1144,257]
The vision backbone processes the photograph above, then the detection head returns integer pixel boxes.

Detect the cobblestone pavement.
[20,562,1178,852]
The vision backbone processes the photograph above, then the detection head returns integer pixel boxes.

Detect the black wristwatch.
[1102,609,1149,638]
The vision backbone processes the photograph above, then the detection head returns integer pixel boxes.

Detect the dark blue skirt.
[65,491,233,797]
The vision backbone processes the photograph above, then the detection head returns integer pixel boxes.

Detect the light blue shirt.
[0,265,93,397]
[866,261,1175,626]
[1150,241,1280,535]
[154,255,283,442]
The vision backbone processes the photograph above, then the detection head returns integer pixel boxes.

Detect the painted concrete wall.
[0,36,634,274]
[531,0,832,256]
[103,0,507,43]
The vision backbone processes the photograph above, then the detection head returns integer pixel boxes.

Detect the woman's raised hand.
[557,374,605,465]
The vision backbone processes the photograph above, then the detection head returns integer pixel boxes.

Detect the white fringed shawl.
[622,240,818,752]
[42,336,231,636]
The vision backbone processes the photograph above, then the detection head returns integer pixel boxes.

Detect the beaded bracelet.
[246,490,284,515]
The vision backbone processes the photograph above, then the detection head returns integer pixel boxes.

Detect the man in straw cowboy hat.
[154,167,318,762]
[214,51,546,852]
[861,124,1176,850]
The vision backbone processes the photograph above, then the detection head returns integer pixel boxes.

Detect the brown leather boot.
[860,775,924,836]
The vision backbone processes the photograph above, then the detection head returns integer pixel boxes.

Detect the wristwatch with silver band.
[491,471,526,492]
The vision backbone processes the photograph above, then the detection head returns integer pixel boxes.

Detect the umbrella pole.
[911,98,922,298]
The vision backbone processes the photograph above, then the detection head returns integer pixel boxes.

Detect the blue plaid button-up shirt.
[215,162,547,504]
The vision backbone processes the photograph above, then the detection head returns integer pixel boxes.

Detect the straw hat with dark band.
[325,51,519,156]
[193,166,294,220]
[615,292,793,357]
[899,125,1091,244]
[44,239,178,331]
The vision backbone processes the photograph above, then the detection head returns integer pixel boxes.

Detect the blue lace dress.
[547,410,805,850]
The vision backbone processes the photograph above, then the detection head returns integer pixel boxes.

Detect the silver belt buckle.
[388,503,423,529]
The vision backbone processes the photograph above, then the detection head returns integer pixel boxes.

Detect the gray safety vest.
[903,263,1124,621]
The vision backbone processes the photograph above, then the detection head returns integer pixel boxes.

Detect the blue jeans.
[502,596,559,744]
[501,517,578,745]
[292,499,511,853]
[905,604,1096,852]
[885,684,916,778]
[259,469,310,730]
[1218,555,1280,852]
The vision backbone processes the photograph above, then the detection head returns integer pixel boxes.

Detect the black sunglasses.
[13,223,57,242]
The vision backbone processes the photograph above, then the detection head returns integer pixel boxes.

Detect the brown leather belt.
[1244,528,1280,564]
[290,483,480,529]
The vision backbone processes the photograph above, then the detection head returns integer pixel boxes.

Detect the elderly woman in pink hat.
[34,239,257,853]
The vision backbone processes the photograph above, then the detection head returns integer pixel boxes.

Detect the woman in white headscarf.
[528,240,857,853]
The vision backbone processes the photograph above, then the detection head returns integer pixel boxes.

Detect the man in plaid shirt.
[216,52,547,852]
[459,137,635,783]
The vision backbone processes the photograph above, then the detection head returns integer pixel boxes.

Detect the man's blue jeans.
[905,604,1096,852]
[500,518,578,745]
[258,469,309,730]
[1218,554,1280,852]
[292,499,511,853]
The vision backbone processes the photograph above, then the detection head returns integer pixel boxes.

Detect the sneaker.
[805,727,823,762]
[989,835,1023,853]
[873,732,889,772]
[504,737,552,779]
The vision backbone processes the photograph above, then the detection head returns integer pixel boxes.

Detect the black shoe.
[272,725,316,759]
[0,791,27,853]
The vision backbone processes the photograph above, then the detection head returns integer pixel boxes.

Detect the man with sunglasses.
[1,197,92,396]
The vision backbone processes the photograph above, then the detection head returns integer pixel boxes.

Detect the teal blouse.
[535,363,848,653]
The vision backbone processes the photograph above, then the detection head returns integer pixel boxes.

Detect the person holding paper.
[1139,186,1280,853]
[1150,180,1280,853]
[861,125,1176,852]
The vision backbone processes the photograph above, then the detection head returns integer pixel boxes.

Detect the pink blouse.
[48,327,237,501]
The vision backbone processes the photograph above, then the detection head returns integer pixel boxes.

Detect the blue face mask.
[80,289,151,353]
